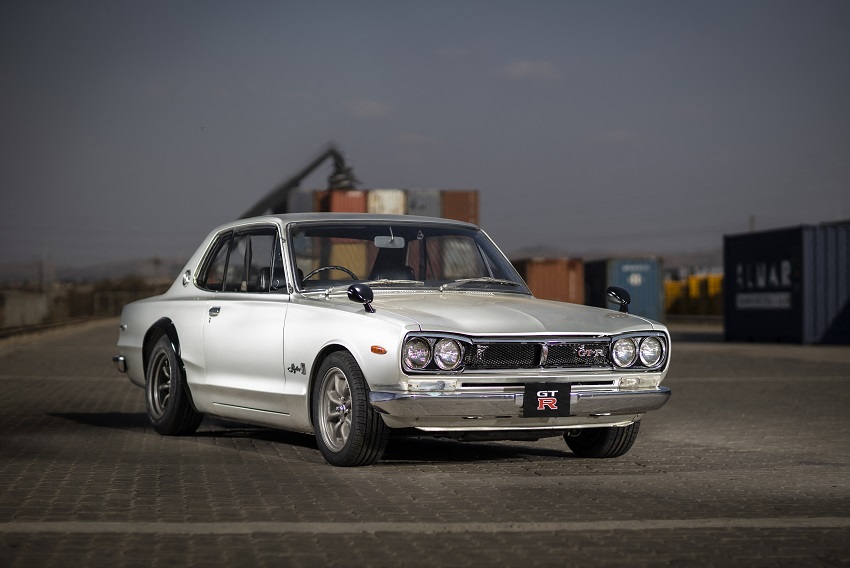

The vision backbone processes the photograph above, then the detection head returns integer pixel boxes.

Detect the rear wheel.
[312,352,389,466]
[145,335,202,435]
[564,422,640,458]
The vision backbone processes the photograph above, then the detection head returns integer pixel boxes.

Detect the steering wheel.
[303,265,358,281]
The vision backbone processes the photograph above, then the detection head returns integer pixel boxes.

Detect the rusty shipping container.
[724,221,850,344]
[512,258,585,304]
[314,189,367,213]
[367,189,407,215]
[441,190,479,225]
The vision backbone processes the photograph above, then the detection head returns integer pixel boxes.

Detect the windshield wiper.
[361,279,424,287]
[319,279,425,297]
[439,277,520,291]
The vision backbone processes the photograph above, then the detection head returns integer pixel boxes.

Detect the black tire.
[564,422,640,458]
[312,352,389,466]
[145,335,203,436]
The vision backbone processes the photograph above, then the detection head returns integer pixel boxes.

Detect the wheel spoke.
[319,367,355,450]
[333,374,347,398]
[326,390,343,406]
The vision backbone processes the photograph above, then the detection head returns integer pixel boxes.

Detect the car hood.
[368,292,661,335]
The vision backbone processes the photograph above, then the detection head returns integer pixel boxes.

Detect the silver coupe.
[114,214,671,466]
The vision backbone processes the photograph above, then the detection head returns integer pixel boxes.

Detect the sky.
[1,0,848,270]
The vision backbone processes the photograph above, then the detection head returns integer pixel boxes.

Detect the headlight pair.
[403,336,465,371]
[611,336,665,369]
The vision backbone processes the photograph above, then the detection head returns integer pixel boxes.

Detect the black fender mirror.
[606,286,631,313]
[348,283,375,313]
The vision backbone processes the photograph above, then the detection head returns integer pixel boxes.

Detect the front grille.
[463,340,610,371]
[547,342,609,368]
[463,343,539,369]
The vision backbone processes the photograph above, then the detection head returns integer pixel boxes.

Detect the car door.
[201,226,292,424]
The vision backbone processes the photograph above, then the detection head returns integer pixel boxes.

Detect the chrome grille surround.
[401,332,668,374]
[461,340,610,370]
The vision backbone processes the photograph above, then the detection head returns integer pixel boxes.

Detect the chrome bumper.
[112,355,127,373]
[369,387,671,418]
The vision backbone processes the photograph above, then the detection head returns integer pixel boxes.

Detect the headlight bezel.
[610,332,668,371]
[402,333,470,373]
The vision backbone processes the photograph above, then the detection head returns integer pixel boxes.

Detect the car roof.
[228,212,479,230]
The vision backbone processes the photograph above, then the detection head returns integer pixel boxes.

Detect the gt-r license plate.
[522,383,571,417]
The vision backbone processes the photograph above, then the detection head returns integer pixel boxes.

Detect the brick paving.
[1,318,849,566]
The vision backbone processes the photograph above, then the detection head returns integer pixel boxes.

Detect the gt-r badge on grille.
[577,345,606,358]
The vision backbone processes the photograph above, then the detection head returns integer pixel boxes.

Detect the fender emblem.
[287,363,306,375]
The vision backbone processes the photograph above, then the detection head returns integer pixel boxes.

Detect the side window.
[198,232,232,291]
[197,227,287,293]
[223,229,284,293]
[223,234,250,291]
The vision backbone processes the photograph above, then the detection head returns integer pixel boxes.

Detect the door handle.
[209,307,221,317]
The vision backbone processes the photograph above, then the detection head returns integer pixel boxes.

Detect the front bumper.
[369,387,671,418]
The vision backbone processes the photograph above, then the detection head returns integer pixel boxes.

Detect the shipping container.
[367,189,407,215]
[287,189,316,213]
[407,190,441,218]
[585,258,664,322]
[441,190,479,225]
[664,280,686,313]
[314,190,367,213]
[724,221,850,344]
[512,258,585,304]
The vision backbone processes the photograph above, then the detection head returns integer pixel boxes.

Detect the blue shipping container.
[585,258,664,322]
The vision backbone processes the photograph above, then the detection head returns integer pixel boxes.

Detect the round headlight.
[639,337,663,367]
[612,338,637,368]
[433,338,463,370]
[403,338,431,370]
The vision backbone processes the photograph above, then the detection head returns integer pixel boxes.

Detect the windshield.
[288,221,530,295]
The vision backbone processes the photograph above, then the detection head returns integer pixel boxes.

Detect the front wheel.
[312,352,389,466]
[564,422,640,458]
[145,335,202,436]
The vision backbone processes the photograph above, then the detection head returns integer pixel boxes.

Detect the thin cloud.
[496,60,561,82]
[344,98,393,119]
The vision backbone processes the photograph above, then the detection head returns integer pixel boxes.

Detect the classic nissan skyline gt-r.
[114,213,671,466]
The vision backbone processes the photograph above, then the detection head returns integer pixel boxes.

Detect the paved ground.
[1,318,848,567]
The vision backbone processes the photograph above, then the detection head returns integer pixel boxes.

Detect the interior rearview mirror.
[374,235,405,249]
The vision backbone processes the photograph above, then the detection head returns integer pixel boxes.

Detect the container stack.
[286,188,479,223]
